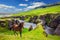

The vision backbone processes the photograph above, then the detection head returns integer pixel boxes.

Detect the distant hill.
[0,13,17,15]
[0,13,13,17]
[35,2,60,9]
[0,13,10,15]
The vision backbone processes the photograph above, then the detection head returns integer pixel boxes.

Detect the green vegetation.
[13,5,60,16]
[0,24,60,40]
[0,27,28,35]
[0,5,60,40]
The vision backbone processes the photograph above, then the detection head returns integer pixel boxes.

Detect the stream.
[18,20,36,29]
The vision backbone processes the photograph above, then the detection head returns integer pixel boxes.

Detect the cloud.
[15,9,22,12]
[27,2,46,9]
[19,4,28,6]
[25,0,28,1]
[0,4,15,9]
[0,4,22,13]
[24,2,46,11]
[0,2,46,13]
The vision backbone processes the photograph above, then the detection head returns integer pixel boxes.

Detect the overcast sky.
[0,0,60,13]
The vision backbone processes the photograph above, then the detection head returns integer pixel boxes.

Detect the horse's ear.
[22,22,24,24]
[19,23,21,25]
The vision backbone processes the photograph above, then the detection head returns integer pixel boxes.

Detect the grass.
[12,5,60,16]
[0,27,28,35]
[0,24,60,40]
[0,5,60,40]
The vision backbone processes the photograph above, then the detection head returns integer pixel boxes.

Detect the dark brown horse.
[12,22,24,37]
[29,25,33,31]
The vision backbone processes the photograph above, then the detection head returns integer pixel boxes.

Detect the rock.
[48,16,60,29]
[54,24,60,35]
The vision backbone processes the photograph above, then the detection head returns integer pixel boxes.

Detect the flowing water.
[18,20,36,29]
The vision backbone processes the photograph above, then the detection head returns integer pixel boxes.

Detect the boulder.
[54,24,60,35]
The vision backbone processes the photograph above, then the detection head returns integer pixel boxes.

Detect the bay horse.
[29,25,33,31]
[12,22,24,37]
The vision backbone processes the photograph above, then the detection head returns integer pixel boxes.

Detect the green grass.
[0,27,28,35]
[0,5,60,40]
[12,5,60,16]
[0,24,60,40]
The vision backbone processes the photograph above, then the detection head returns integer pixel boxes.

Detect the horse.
[12,22,24,37]
[7,20,13,30]
[29,25,33,31]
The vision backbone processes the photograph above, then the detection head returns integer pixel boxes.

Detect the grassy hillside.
[13,5,60,16]
[0,5,60,40]
[0,24,60,40]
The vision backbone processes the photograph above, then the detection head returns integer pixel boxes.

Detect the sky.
[0,0,60,13]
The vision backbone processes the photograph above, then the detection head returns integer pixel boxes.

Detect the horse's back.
[12,24,19,31]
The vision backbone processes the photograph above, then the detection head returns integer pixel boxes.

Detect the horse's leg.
[13,30,17,36]
[14,30,16,35]
[20,30,22,37]
[43,31,48,37]
[16,31,18,36]
[14,31,18,36]
[45,33,48,37]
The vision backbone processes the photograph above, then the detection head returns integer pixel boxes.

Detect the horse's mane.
[18,22,24,28]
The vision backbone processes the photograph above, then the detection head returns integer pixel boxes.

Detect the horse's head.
[18,22,24,28]
[21,22,24,25]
